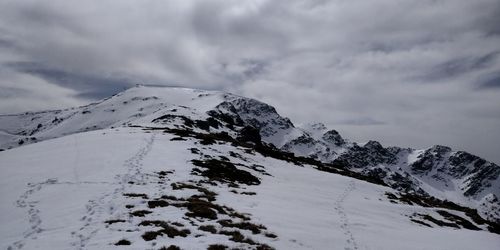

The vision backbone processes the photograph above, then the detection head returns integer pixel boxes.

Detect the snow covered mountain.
[1,86,499,250]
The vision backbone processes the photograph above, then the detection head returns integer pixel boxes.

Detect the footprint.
[334,181,359,250]
[71,133,156,249]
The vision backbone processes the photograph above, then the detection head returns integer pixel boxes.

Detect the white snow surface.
[0,86,499,249]
[1,128,498,250]
[0,87,229,145]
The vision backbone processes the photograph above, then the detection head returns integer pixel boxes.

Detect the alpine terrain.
[1,85,499,250]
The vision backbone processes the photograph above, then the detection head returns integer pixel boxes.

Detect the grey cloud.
[0,86,30,98]
[0,0,500,164]
[7,62,132,99]
[216,59,268,84]
[15,3,84,33]
[335,117,386,126]
[474,0,500,36]
[421,52,499,82]
[477,72,500,89]
[0,38,15,49]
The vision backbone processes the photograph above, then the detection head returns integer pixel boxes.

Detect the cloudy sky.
[1,0,499,163]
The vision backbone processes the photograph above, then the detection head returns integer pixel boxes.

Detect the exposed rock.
[333,141,397,169]
[322,129,345,146]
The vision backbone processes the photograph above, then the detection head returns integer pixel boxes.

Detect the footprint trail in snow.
[71,133,156,249]
[334,180,359,250]
[8,179,56,250]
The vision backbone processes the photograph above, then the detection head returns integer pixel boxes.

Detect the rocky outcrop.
[2,85,499,222]
[333,141,397,169]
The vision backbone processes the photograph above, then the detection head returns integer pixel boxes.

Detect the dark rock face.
[207,102,245,129]
[462,161,500,197]
[410,145,452,174]
[333,141,397,169]
[445,151,500,197]
[191,159,261,185]
[282,135,317,150]
[278,130,339,160]
[322,130,345,146]
[449,151,490,177]
[362,168,425,195]
[387,172,422,193]
[227,98,294,138]
[237,126,262,145]
[404,146,500,197]
[206,98,295,141]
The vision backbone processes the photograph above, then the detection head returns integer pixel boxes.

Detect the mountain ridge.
[1,85,499,224]
[1,85,500,249]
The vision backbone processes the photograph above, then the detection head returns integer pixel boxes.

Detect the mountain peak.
[1,86,499,223]
[364,140,384,150]
[1,86,500,249]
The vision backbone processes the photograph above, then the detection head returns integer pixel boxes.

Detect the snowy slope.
[1,86,500,249]
[330,143,500,222]
[0,86,226,150]
[1,127,499,250]
[3,85,497,222]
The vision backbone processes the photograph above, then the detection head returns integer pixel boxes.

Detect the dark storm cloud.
[0,0,499,163]
[477,72,500,89]
[475,1,500,36]
[7,62,133,99]
[421,52,499,82]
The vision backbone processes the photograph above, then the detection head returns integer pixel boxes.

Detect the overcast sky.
[1,0,499,163]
